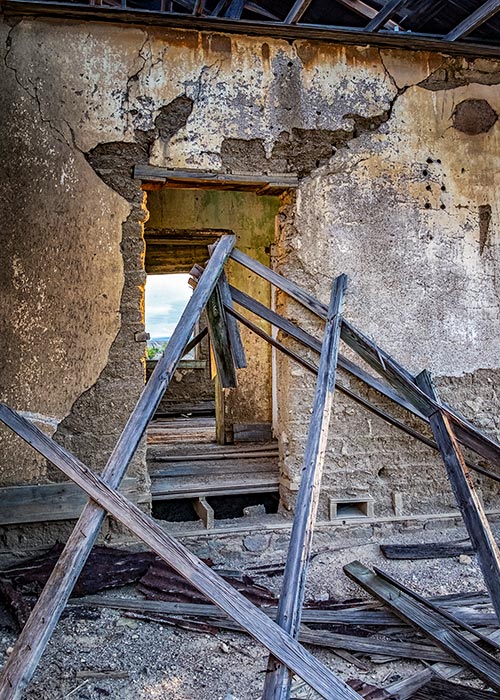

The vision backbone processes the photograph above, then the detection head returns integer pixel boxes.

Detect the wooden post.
[206,282,238,388]
[261,274,347,700]
[0,405,361,700]
[415,370,500,624]
[0,234,236,700]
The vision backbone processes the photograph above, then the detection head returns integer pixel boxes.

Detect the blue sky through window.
[145,274,193,342]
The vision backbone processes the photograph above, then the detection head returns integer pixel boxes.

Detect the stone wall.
[0,14,499,525]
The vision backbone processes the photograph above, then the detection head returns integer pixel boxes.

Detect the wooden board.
[0,478,140,526]
[344,561,500,693]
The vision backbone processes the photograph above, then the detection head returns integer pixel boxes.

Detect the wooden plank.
[0,478,139,526]
[0,234,236,700]
[229,249,500,468]
[192,497,214,528]
[224,0,244,18]
[365,0,406,31]
[381,541,475,560]
[74,596,452,663]
[262,274,347,700]
[0,406,362,700]
[344,561,500,692]
[207,244,247,370]
[386,628,500,700]
[373,566,500,653]
[285,0,313,24]
[445,0,500,40]
[151,475,279,500]
[334,0,400,29]
[134,165,298,190]
[411,678,496,700]
[206,281,238,388]
[150,457,278,478]
[415,370,500,624]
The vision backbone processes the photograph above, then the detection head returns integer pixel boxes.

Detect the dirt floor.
[0,517,496,700]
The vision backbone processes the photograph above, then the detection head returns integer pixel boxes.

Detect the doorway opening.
[142,187,281,528]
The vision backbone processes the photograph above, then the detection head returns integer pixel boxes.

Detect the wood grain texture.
[445,0,500,40]
[415,370,500,625]
[0,406,361,700]
[0,234,236,700]
[229,248,500,468]
[345,561,500,692]
[262,274,347,700]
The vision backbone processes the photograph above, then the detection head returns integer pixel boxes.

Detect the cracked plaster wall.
[0,15,499,522]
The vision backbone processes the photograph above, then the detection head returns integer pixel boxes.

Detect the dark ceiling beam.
[334,0,401,30]
[225,0,244,18]
[365,0,406,31]
[285,0,314,24]
[192,0,204,15]
[445,0,500,41]
[4,2,500,57]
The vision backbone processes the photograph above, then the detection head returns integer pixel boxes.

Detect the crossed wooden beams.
[2,233,500,699]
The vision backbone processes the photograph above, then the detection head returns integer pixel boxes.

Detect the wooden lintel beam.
[365,0,406,32]
[445,0,500,41]
[285,0,313,24]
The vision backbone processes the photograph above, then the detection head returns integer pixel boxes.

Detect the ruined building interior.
[1,0,500,698]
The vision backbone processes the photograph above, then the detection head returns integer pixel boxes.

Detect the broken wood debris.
[345,561,500,693]
[381,541,475,560]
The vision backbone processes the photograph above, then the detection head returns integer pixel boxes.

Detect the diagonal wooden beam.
[365,0,406,32]
[224,0,245,18]
[334,0,401,30]
[415,370,500,624]
[445,0,500,41]
[345,561,500,692]
[0,234,237,700]
[285,0,314,24]
[229,248,500,469]
[0,405,362,700]
[224,304,500,488]
[261,274,347,700]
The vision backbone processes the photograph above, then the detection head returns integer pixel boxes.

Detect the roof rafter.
[365,0,406,32]
[445,0,500,41]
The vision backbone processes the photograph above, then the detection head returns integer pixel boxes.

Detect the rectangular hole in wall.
[329,497,374,521]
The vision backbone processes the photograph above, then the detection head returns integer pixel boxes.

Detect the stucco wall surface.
[0,15,499,520]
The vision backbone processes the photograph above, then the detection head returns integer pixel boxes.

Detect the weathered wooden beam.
[227,285,500,486]
[207,244,247,369]
[334,0,400,29]
[445,0,500,40]
[284,0,313,24]
[5,3,500,59]
[385,628,500,700]
[72,596,452,663]
[262,274,347,700]
[365,0,406,31]
[415,370,500,624]
[344,561,500,692]
[224,0,245,18]
[0,406,361,700]
[134,165,298,192]
[0,478,140,526]
[373,566,500,653]
[192,496,214,528]
[206,283,238,388]
[229,248,500,469]
[0,234,236,700]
